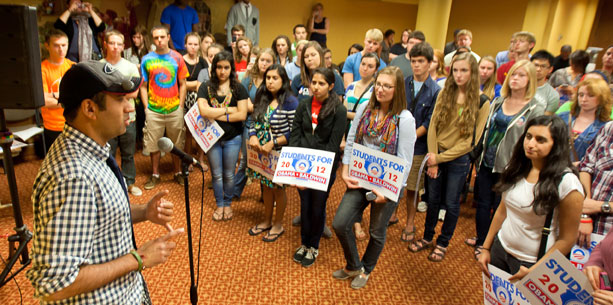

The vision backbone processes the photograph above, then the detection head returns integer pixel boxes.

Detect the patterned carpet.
[0,150,485,304]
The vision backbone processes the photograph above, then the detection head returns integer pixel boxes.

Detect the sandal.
[428,245,447,262]
[223,208,233,221]
[212,210,224,221]
[400,227,416,243]
[248,225,272,236]
[354,223,367,241]
[262,229,285,242]
[387,218,399,227]
[474,246,484,261]
[464,236,478,247]
[408,238,433,253]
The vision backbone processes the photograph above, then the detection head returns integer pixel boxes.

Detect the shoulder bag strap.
[352,82,374,113]
[537,209,555,260]
[567,115,580,162]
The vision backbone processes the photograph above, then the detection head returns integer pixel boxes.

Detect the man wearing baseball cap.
[26,61,183,304]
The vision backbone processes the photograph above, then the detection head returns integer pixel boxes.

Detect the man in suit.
[225,0,259,46]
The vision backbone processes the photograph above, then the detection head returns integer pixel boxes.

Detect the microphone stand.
[181,160,198,305]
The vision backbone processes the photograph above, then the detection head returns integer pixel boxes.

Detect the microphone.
[157,137,202,169]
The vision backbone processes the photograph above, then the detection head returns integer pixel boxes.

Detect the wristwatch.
[602,201,611,214]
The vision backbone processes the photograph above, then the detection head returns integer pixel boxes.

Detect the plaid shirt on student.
[579,121,613,235]
[26,124,148,305]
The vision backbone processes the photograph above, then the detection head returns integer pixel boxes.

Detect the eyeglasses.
[375,83,395,91]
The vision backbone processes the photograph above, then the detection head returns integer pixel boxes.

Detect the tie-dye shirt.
[141,50,188,114]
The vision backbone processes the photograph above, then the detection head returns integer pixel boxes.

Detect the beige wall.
[444,0,530,58]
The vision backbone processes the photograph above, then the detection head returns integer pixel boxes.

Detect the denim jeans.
[108,121,137,186]
[333,188,399,274]
[490,235,535,275]
[298,171,336,249]
[233,123,250,198]
[424,153,471,248]
[474,164,501,246]
[207,134,242,207]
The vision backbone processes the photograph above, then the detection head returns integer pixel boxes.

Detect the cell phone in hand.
[601,272,611,290]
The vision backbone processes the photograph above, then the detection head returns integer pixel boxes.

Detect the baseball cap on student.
[59,60,142,112]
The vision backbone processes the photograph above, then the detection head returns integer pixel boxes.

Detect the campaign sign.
[246,146,279,181]
[483,265,530,305]
[570,233,605,270]
[518,250,594,305]
[184,103,224,153]
[272,147,335,192]
[348,143,408,202]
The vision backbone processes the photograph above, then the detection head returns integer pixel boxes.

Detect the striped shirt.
[26,125,147,304]
[579,121,613,235]
[249,96,299,145]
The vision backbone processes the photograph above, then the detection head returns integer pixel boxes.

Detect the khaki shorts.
[143,107,185,153]
[406,154,426,191]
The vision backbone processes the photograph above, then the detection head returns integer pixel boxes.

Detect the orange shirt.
[40,59,75,131]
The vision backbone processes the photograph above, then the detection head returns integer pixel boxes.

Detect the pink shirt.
[585,230,613,277]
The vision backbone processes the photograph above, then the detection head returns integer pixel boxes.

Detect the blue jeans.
[474,164,501,246]
[233,123,250,198]
[298,171,336,249]
[333,188,398,274]
[207,134,242,207]
[108,121,137,186]
[424,154,471,248]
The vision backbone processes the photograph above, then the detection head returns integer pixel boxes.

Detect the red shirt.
[311,96,323,126]
[497,60,515,85]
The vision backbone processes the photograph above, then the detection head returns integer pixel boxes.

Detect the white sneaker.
[438,209,446,221]
[417,201,427,213]
[129,185,143,196]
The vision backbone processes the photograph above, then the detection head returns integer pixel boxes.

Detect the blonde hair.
[247,48,276,82]
[570,78,612,122]
[367,66,406,115]
[500,60,537,101]
[365,29,384,43]
[457,29,473,40]
[433,49,446,78]
[435,52,481,137]
[199,33,215,58]
[479,56,498,100]
[512,31,536,45]
[233,36,253,63]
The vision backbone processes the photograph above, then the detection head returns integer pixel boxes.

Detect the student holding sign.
[584,230,613,303]
[477,116,584,282]
[197,51,249,221]
[332,66,416,289]
[247,65,298,242]
[290,67,347,267]
[409,53,490,262]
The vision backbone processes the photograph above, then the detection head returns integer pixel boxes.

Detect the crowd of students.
[36,0,613,298]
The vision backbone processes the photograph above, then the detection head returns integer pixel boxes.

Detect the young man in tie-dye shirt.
[140,25,188,190]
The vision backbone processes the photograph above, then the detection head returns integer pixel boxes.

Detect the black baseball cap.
[59,61,142,112]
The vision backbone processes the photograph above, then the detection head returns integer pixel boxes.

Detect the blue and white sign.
[518,250,594,305]
[570,233,605,270]
[184,103,224,153]
[483,265,530,305]
[246,146,279,181]
[348,143,408,202]
[272,147,335,192]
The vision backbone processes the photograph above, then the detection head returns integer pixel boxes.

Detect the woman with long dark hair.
[409,52,490,262]
[197,51,248,221]
[290,67,347,267]
[272,35,292,67]
[332,66,416,289]
[124,25,151,66]
[478,115,584,281]
[247,65,299,241]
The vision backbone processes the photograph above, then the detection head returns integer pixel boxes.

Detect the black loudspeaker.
[0,5,44,109]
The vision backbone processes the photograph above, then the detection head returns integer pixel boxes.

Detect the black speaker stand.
[0,108,32,288]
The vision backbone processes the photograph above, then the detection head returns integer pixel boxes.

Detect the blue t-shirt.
[341,52,387,82]
[483,107,513,168]
[291,73,345,101]
[160,4,199,51]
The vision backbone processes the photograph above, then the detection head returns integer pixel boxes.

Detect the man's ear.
[80,98,98,120]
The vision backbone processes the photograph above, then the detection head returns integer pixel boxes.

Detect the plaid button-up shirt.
[579,121,613,235]
[26,125,146,304]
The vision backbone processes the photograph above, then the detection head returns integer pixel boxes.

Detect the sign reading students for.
[247,146,280,181]
[184,102,224,153]
[348,143,408,202]
[570,233,605,271]
[518,250,594,305]
[272,147,335,192]
[482,264,530,305]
